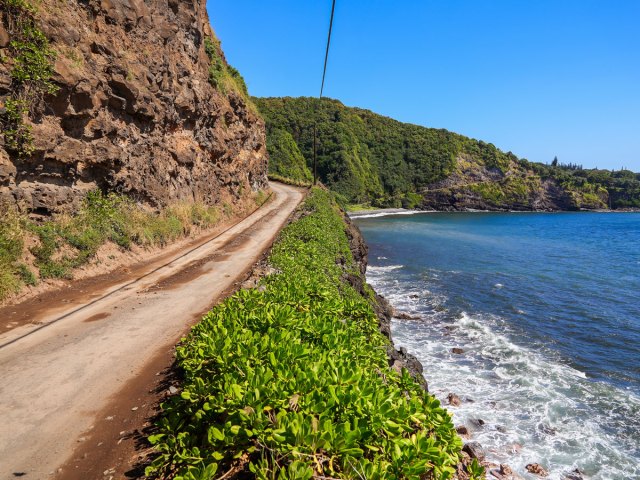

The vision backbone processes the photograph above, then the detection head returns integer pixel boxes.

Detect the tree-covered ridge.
[266,129,313,183]
[255,97,640,210]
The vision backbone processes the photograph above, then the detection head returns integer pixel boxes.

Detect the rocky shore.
[344,213,587,480]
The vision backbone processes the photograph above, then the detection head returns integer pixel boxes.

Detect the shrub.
[146,188,474,480]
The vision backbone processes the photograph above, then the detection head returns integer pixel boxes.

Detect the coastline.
[353,211,640,479]
[348,207,640,219]
[344,213,493,478]
[348,208,432,219]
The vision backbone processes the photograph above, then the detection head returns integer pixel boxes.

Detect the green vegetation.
[255,97,506,206]
[266,129,313,184]
[0,0,59,156]
[0,203,32,299]
[204,35,257,115]
[521,161,640,209]
[0,190,268,301]
[146,188,475,480]
[256,97,640,210]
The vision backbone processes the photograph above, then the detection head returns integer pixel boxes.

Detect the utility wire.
[314,0,337,185]
[320,0,337,98]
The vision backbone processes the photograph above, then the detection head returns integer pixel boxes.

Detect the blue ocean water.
[355,211,640,480]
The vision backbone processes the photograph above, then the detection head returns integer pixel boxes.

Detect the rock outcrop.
[343,210,428,390]
[0,0,268,212]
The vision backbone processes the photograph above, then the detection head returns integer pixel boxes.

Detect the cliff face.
[0,0,268,212]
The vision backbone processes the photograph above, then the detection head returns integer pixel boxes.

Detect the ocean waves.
[366,262,640,479]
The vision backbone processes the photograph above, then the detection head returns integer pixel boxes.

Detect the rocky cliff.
[0,0,268,213]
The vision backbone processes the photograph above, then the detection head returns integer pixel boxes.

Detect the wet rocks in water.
[469,418,485,428]
[526,463,549,477]
[451,347,465,354]
[490,464,523,480]
[409,294,419,299]
[455,425,470,438]
[462,441,485,462]
[386,346,428,391]
[537,423,557,435]
[447,393,462,406]
[496,424,507,433]
[562,469,584,480]
[394,311,421,320]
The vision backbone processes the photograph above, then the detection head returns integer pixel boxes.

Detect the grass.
[0,189,269,301]
[0,203,30,299]
[204,35,260,117]
[268,173,312,188]
[345,203,379,212]
[145,188,482,480]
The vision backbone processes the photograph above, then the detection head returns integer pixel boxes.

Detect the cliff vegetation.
[256,97,640,211]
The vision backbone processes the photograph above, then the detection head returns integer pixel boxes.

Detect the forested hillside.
[256,97,640,210]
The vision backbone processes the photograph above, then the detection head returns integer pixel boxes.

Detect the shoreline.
[355,212,640,479]
[348,207,640,219]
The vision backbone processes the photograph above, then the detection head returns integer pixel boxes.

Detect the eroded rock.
[1,0,268,212]
[462,441,485,462]
[526,463,549,477]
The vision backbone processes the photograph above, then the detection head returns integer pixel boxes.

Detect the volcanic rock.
[0,0,268,212]
[526,463,549,477]
[462,441,485,462]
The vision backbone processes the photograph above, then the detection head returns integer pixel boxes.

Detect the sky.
[207,0,640,171]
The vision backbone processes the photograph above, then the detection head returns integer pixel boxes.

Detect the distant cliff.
[256,97,640,211]
[0,0,268,213]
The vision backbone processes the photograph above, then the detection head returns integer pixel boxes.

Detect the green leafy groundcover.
[147,188,474,480]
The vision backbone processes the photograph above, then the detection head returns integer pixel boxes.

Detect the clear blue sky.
[207,0,640,171]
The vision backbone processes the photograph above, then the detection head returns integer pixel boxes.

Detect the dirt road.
[0,182,304,479]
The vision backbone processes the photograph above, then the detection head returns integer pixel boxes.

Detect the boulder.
[393,309,421,320]
[562,469,584,480]
[470,418,485,428]
[447,393,461,406]
[462,441,485,462]
[526,463,549,477]
[451,347,465,354]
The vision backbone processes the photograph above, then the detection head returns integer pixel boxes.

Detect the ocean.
[354,211,640,480]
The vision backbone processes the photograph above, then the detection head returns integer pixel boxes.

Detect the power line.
[320,0,337,98]
[314,0,337,185]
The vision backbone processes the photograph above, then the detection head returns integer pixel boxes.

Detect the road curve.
[0,182,304,479]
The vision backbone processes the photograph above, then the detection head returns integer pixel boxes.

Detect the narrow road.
[0,182,304,479]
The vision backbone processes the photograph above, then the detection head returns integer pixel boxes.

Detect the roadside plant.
[146,188,476,479]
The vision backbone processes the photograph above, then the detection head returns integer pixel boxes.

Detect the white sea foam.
[350,210,429,219]
[367,266,640,480]
[367,264,404,273]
